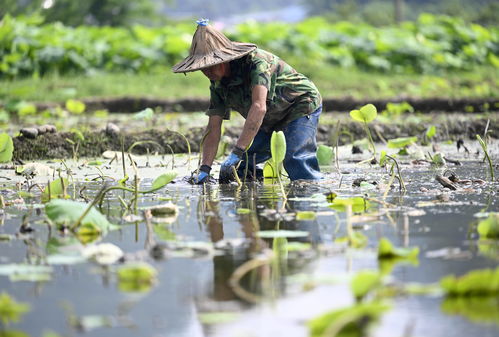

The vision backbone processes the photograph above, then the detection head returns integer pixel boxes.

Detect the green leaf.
[296,211,317,220]
[379,150,387,167]
[65,99,85,114]
[263,160,279,178]
[70,128,85,142]
[256,230,309,238]
[198,312,240,325]
[0,293,30,326]
[440,267,499,297]
[426,125,437,139]
[45,199,112,233]
[133,107,154,120]
[271,131,286,165]
[146,171,177,192]
[431,152,446,166]
[236,208,252,214]
[442,297,499,325]
[336,231,368,248]
[308,301,391,337]
[350,104,377,123]
[0,264,52,282]
[41,178,70,203]
[317,144,334,166]
[377,237,419,260]
[387,136,418,149]
[329,197,371,213]
[351,271,382,301]
[117,263,157,293]
[0,133,14,163]
[477,213,499,239]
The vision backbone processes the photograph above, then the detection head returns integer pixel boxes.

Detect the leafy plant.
[351,271,382,302]
[377,237,419,259]
[308,301,391,337]
[382,102,414,118]
[423,125,437,145]
[65,99,85,114]
[41,178,70,203]
[317,144,334,166]
[477,213,499,239]
[0,133,14,163]
[440,267,499,297]
[0,292,30,325]
[350,104,377,156]
[387,136,418,152]
[476,134,495,181]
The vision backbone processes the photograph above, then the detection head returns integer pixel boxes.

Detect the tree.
[0,0,158,26]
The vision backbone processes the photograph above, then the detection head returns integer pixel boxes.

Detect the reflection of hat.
[172,19,257,73]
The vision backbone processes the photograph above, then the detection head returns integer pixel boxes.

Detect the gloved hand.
[189,165,211,184]
[219,147,244,183]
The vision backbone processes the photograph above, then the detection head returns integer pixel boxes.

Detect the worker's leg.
[281,106,322,180]
[237,129,272,180]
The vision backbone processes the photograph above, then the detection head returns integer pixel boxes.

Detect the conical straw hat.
[172,19,257,73]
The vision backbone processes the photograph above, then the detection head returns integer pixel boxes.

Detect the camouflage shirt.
[206,48,322,131]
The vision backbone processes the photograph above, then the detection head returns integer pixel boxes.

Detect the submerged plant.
[350,104,377,157]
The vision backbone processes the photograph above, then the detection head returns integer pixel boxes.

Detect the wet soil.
[12,113,497,161]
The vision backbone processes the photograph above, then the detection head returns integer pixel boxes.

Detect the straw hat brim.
[172,42,256,73]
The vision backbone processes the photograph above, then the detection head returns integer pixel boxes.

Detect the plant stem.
[364,121,376,156]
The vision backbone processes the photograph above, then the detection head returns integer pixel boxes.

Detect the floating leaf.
[329,197,370,213]
[0,264,52,282]
[45,199,112,234]
[0,133,14,163]
[350,104,377,123]
[440,267,499,297]
[270,131,286,165]
[387,137,418,149]
[65,99,85,114]
[41,178,70,203]
[198,312,240,325]
[148,203,179,217]
[308,301,390,337]
[351,270,382,302]
[477,212,499,239]
[317,144,334,166]
[117,263,157,293]
[146,171,177,192]
[0,293,30,325]
[256,230,309,238]
[296,211,317,221]
[82,243,123,265]
[377,237,419,260]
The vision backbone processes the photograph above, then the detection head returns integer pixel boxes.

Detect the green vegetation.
[1,14,497,78]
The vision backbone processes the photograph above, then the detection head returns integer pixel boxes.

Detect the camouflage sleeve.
[249,56,272,91]
[205,84,230,120]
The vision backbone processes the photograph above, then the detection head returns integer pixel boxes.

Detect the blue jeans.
[238,106,323,181]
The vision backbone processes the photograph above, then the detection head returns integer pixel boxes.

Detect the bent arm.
[236,84,267,150]
[202,115,223,167]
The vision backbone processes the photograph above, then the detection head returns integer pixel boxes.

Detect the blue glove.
[189,165,211,184]
[219,147,244,183]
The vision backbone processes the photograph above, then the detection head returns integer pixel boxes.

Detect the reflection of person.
[172,19,323,184]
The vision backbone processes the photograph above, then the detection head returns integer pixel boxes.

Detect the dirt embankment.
[12,114,497,161]
[34,97,499,113]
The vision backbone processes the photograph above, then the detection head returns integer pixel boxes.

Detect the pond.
[0,140,497,337]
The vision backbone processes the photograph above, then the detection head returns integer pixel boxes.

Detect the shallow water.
[0,141,498,337]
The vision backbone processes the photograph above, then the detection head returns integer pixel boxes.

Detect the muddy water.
[0,141,497,337]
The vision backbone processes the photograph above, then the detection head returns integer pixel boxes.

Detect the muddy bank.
[13,114,497,161]
[34,96,499,113]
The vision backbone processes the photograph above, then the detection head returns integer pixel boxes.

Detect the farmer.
[172,19,323,184]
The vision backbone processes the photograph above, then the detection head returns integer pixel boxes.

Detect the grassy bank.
[1,65,497,103]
